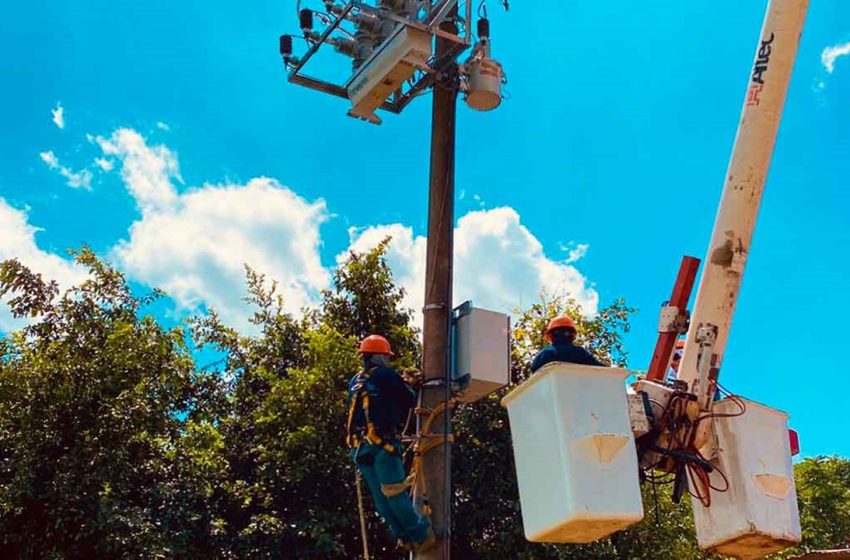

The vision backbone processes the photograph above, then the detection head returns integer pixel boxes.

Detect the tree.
[788,456,850,555]
[187,239,422,559]
[0,249,205,558]
[1,245,849,559]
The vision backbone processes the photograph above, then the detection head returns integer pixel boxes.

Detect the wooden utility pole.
[416,9,458,560]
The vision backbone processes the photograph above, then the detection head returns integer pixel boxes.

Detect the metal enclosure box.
[452,304,510,403]
[691,398,801,559]
[345,25,432,124]
[501,363,644,543]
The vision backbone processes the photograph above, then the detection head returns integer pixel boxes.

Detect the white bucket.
[692,398,801,559]
[501,363,644,543]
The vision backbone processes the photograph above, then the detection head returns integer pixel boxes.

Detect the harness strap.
[346,368,397,454]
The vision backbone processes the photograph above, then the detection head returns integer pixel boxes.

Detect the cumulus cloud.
[822,42,850,74]
[30,126,598,333]
[98,129,329,330]
[96,129,180,214]
[0,198,86,332]
[342,207,598,324]
[94,157,114,171]
[39,150,93,190]
[51,103,65,129]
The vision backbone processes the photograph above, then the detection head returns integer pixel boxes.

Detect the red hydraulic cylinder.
[647,256,701,382]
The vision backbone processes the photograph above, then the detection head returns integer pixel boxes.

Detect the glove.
[402,372,423,387]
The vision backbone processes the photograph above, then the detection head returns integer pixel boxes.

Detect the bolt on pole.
[416,9,459,560]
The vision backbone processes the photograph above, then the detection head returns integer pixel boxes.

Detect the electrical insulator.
[299,9,313,32]
[477,18,490,39]
[279,34,293,57]
[354,13,382,35]
[334,38,359,58]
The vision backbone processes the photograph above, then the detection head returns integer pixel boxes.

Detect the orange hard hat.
[675,339,686,350]
[545,315,576,341]
[359,334,394,356]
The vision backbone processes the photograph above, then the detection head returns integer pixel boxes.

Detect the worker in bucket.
[531,315,603,372]
[345,334,436,553]
[667,338,687,383]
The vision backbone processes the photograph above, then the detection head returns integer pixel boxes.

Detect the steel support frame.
[286,0,471,115]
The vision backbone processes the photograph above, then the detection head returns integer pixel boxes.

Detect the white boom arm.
[678,0,809,408]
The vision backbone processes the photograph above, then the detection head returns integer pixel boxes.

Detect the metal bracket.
[693,322,719,409]
[658,305,690,334]
[695,323,718,347]
[451,300,473,321]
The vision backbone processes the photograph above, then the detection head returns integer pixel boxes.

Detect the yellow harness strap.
[346,369,396,454]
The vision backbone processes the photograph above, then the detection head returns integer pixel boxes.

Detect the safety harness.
[345,368,397,455]
[346,369,457,555]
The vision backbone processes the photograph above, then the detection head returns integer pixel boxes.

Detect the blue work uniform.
[346,366,429,545]
[531,341,603,372]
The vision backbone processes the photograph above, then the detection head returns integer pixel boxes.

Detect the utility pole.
[280,4,505,557]
[416,10,458,560]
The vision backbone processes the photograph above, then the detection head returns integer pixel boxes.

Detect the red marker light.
[788,429,800,456]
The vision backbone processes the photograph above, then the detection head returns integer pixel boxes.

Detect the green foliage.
[793,456,850,552]
[0,245,848,559]
[0,249,201,558]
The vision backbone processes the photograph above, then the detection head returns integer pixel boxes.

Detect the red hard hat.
[359,334,394,356]
[545,315,576,341]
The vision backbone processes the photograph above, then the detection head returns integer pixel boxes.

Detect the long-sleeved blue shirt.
[347,366,416,437]
[531,341,603,373]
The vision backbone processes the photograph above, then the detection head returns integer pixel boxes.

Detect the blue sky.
[2,1,849,458]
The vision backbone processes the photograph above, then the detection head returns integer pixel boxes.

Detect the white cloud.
[100,129,329,330]
[39,150,59,167]
[561,242,590,264]
[343,222,426,314]
[0,198,86,332]
[51,103,65,129]
[822,42,850,74]
[342,207,598,324]
[94,157,114,172]
[39,150,93,190]
[156,121,170,131]
[96,129,180,214]
[29,126,599,334]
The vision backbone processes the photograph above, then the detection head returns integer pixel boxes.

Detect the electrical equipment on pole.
[280,1,507,124]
